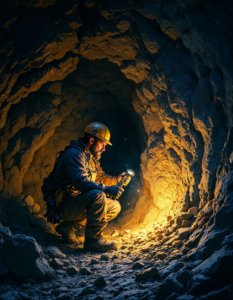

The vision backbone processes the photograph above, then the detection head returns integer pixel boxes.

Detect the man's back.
[53,139,103,194]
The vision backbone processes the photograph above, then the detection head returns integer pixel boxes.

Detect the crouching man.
[51,122,131,251]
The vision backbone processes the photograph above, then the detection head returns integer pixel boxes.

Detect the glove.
[105,185,124,199]
[117,172,132,186]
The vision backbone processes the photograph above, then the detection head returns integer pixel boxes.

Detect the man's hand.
[117,172,132,186]
[105,186,124,199]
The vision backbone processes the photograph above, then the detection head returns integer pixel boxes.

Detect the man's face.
[90,139,107,160]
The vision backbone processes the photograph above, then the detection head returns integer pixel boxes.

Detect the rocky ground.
[1,170,233,300]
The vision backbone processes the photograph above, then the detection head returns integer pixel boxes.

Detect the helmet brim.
[84,130,112,146]
[96,135,112,146]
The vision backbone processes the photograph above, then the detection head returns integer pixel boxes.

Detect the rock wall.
[0,0,233,230]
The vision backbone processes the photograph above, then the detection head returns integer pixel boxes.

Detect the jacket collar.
[70,138,94,159]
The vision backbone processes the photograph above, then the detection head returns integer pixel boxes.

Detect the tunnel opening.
[1,45,227,237]
[19,57,151,232]
[5,52,199,237]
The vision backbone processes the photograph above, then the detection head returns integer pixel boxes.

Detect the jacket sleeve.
[95,161,118,186]
[64,150,104,192]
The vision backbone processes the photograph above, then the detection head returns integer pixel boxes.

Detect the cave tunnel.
[1,0,233,298]
[21,57,146,230]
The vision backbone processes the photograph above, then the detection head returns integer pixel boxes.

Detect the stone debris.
[0,217,232,300]
[182,220,191,227]
[68,256,76,264]
[156,252,167,259]
[197,230,226,260]
[3,234,55,280]
[46,246,66,259]
[100,254,109,261]
[140,243,151,252]
[80,267,92,275]
[94,276,106,287]
[176,270,193,284]
[62,259,70,267]
[135,267,159,281]
[90,258,99,264]
[180,213,193,220]
[177,228,189,240]
[186,274,213,296]
[81,287,97,296]
[132,261,145,269]
[172,240,182,247]
[67,266,79,275]
[155,278,184,300]
[51,287,68,297]
[51,258,64,269]
[188,207,198,215]
[111,254,119,260]
[185,228,204,248]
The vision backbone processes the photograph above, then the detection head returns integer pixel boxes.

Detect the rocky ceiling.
[0,0,233,232]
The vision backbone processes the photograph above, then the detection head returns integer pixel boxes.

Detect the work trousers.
[59,189,121,239]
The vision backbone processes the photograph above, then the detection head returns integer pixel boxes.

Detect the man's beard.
[90,144,102,160]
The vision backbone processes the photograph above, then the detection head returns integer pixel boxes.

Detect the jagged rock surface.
[0,0,233,298]
[0,213,232,299]
[3,234,55,280]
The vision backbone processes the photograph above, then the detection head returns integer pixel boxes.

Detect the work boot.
[84,237,118,252]
[56,223,79,244]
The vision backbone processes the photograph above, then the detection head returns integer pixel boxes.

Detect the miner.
[51,122,131,251]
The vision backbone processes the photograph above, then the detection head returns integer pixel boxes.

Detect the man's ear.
[89,137,95,145]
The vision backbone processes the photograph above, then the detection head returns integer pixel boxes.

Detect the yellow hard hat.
[84,122,112,145]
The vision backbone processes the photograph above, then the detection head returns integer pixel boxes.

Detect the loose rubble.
[0,173,233,299]
[2,233,55,280]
